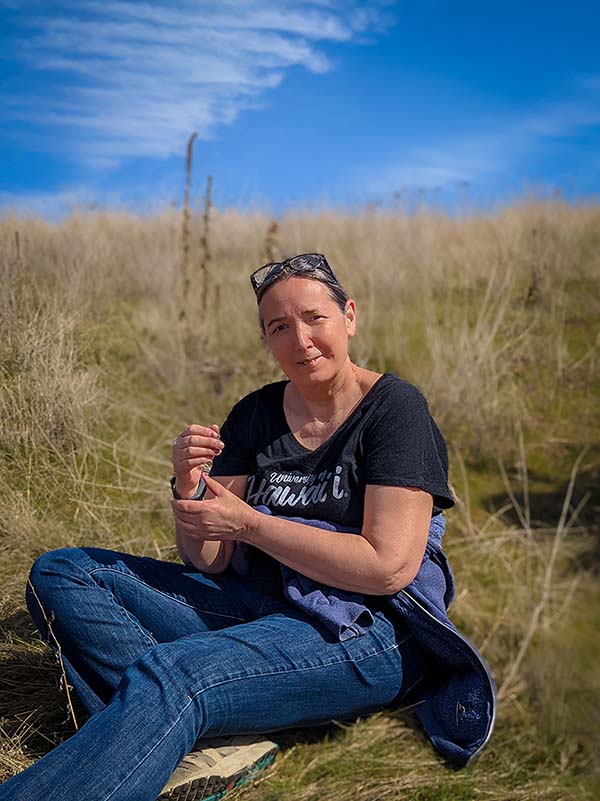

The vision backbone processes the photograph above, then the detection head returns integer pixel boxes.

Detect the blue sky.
[1,0,599,217]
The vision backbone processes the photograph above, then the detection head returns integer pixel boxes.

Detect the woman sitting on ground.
[0,253,494,801]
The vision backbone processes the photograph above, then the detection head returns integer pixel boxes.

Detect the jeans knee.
[117,642,208,744]
[134,642,184,683]
[28,546,82,586]
[130,642,204,708]
[26,547,87,611]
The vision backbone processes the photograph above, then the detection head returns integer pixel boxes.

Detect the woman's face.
[259,276,356,386]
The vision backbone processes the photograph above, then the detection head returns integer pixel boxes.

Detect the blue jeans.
[0,547,427,801]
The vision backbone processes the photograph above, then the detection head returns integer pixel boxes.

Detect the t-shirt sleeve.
[362,383,454,511]
[210,392,259,477]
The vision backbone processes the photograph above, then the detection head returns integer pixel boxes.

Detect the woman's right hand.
[171,424,225,498]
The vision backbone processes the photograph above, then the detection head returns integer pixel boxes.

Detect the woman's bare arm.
[244,485,433,595]
[173,478,433,593]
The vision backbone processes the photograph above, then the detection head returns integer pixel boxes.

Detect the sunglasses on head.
[250,253,338,298]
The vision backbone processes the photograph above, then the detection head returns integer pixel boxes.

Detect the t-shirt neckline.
[280,372,391,454]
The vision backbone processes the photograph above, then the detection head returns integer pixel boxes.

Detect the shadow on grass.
[0,608,38,641]
[0,609,85,759]
[270,702,425,755]
[485,463,600,567]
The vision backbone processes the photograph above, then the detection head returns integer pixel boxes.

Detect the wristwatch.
[170,474,208,501]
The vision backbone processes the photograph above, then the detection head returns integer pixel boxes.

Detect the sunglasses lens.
[252,263,279,289]
[288,254,322,271]
[251,253,335,297]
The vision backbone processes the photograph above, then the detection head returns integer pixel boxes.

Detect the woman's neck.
[290,362,364,424]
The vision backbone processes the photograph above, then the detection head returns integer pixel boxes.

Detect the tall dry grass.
[0,199,598,799]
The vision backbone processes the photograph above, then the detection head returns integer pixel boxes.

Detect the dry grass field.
[0,200,598,799]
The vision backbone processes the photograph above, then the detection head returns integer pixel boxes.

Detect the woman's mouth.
[299,355,321,366]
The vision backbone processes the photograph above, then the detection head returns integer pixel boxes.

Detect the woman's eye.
[270,318,322,333]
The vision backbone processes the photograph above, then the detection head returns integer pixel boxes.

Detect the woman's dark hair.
[257,273,350,339]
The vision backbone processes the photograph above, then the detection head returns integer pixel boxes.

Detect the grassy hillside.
[0,200,598,799]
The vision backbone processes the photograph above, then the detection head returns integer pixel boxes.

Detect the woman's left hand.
[171,473,259,542]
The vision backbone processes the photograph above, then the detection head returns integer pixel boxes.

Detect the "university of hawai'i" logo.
[245,466,348,508]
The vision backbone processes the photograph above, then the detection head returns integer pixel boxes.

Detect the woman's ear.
[345,299,357,337]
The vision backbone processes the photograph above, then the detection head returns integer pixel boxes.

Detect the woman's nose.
[292,323,312,348]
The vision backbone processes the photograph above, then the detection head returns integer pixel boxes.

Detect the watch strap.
[170,475,206,501]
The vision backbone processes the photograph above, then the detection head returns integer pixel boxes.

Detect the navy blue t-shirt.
[211,372,454,528]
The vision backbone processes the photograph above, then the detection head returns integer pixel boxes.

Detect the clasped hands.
[171,424,259,543]
[172,473,258,542]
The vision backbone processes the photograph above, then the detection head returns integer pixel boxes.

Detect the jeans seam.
[102,641,400,800]
[103,694,198,801]
[88,567,247,622]
[114,598,158,649]
[190,639,400,694]
[29,578,158,654]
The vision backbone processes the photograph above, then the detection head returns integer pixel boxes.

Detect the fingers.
[201,472,224,493]
[179,424,220,440]
[172,429,224,451]
[172,498,213,515]
[178,437,224,451]
[172,502,216,539]
[173,446,219,463]
[175,518,210,538]
[174,512,205,529]
[171,425,225,477]
[173,459,212,472]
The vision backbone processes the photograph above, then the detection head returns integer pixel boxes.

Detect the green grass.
[0,200,598,798]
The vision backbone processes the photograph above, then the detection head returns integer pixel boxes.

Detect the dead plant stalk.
[497,446,590,700]
[25,580,79,731]
[180,131,198,360]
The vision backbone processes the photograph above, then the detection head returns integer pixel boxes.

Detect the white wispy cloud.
[361,83,600,196]
[0,187,111,218]
[3,0,394,165]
